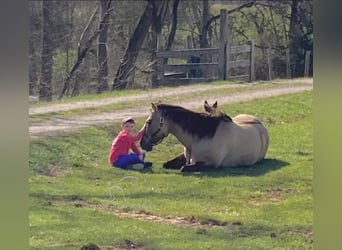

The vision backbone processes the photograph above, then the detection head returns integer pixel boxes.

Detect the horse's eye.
[146,119,152,124]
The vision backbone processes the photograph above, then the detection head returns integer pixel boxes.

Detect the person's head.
[121,117,136,134]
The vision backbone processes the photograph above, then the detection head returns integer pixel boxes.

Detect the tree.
[227,0,312,79]
[112,0,164,90]
[163,0,180,66]
[39,0,54,101]
[288,0,301,75]
[96,0,112,93]
[288,0,313,77]
[58,2,113,99]
[29,1,42,96]
[164,0,180,53]
[59,4,99,99]
[150,0,168,87]
[200,0,209,48]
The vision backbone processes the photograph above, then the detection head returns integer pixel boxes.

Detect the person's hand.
[139,150,146,161]
[140,123,146,132]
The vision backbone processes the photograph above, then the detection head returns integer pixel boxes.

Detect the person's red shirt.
[108,129,144,164]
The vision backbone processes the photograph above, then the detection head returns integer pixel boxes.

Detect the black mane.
[156,104,232,139]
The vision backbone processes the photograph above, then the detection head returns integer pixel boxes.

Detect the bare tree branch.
[78,4,99,57]
[59,3,113,99]
[204,0,257,36]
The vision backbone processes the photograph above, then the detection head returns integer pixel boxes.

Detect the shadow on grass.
[182,158,289,177]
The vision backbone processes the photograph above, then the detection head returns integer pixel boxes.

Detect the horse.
[140,102,269,172]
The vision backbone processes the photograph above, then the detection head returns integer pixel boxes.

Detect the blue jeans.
[113,153,145,169]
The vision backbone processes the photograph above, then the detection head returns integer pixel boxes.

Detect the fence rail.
[156,48,221,85]
[230,45,251,54]
[154,9,255,86]
[161,62,219,71]
[156,48,220,58]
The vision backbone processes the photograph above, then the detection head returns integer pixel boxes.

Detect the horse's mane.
[156,104,232,139]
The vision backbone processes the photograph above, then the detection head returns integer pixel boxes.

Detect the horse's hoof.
[164,162,182,169]
[180,165,191,172]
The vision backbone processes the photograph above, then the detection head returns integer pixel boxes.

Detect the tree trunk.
[29,40,39,96]
[96,0,112,93]
[200,0,209,49]
[150,0,168,88]
[191,1,202,46]
[39,0,54,101]
[29,2,41,96]
[163,0,180,65]
[112,0,158,90]
[288,0,301,77]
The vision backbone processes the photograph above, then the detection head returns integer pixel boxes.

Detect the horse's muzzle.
[140,136,153,151]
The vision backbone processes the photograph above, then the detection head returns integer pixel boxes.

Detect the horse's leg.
[163,153,186,169]
[180,161,213,172]
[184,147,192,165]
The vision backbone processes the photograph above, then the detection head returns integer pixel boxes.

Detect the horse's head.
[204,100,218,115]
[140,103,169,151]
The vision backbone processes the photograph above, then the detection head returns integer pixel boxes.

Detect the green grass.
[29,91,312,249]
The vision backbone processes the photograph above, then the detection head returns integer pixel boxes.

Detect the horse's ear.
[204,100,211,113]
[151,103,158,112]
[213,101,218,109]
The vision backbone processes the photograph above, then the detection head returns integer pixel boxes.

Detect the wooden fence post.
[249,39,255,82]
[186,36,192,78]
[219,9,228,80]
[186,35,192,49]
[285,48,291,78]
[304,50,311,77]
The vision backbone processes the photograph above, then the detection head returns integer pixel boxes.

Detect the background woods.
[29,0,313,101]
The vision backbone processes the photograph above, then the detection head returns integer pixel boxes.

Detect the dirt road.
[29,78,313,137]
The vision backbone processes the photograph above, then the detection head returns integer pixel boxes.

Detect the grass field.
[29,91,313,249]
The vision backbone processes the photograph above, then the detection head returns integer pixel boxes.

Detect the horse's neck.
[168,121,193,148]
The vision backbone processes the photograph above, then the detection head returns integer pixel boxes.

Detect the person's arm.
[131,142,141,155]
[131,143,145,161]
[130,125,145,141]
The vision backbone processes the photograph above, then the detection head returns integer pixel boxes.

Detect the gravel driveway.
[29,78,313,137]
